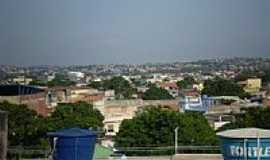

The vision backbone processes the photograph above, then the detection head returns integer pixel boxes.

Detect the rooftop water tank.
[47,128,97,160]
[217,128,270,160]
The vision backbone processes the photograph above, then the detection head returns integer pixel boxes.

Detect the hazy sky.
[0,0,270,65]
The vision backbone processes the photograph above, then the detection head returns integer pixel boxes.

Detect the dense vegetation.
[89,76,136,99]
[219,107,270,131]
[47,74,76,87]
[115,107,218,150]
[201,78,249,98]
[235,70,270,86]
[47,102,104,131]
[0,101,47,147]
[30,74,75,87]
[176,76,196,89]
[142,86,173,100]
[0,101,104,147]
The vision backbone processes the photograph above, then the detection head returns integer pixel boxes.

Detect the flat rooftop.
[0,85,44,96]
[217,128,270,138]
[101,154,222,160]
[172,154,222,160]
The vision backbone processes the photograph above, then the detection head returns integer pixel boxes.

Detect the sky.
[0,0,270,66]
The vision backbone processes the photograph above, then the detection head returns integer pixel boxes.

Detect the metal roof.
[0,85,44,96]
[47,128,96,138]
[217,128,270,138]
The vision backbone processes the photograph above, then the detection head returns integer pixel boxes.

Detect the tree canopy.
[142,86,173,100]
[234,70,270,86]
[0,101,104,147]
[47,74,75,87]
[115,107,218,149]
[47,102,104,131]
[30,74,75,87]
[89,76,136,99]
[201,78,249,98]
[219,107,270,131]
[29,80,47,86]
[0,101,47,147]
[176,76,196,89]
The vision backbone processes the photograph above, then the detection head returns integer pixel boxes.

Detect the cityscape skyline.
[1,0,270,66]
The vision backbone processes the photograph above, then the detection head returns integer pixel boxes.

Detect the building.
[96,99,179,138]
[104,90,115,100]
[217,128,270,160]
[102,105,137,137]
[12,76,32,85]
[0,85,106,117]
[192,82,204,91]
[0,85,51,116]
[206,113,234,130]
[159,82,179,98]
[238,78,262,94]
[67,71,85,81]
[179,90,206,112]
[264,91,270,107]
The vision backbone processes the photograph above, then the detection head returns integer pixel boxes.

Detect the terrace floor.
[96,154,223,160]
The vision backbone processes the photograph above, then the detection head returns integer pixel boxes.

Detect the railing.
[7,147,50,160]
[115,146,221,156]
[7,145,221,159]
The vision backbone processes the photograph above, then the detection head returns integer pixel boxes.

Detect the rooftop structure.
[0,85,44,96]
[217,128,270,139]
[238,78,262,94]
[217,128,270,160]
[96,99,179,140]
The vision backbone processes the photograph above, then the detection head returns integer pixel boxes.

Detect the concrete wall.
[98,99,179,136]
[0,93,51,117]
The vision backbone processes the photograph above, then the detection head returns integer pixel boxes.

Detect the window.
[108,125,114,133]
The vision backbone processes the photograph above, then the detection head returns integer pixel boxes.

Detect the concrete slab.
[172,154,223,160]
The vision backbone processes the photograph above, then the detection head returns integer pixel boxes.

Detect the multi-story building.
[12,76,33,85]
[0,85,105,116]
[67,71,85,82]
[159,82,179,98]
[95,99,179,137]
[238,78,262,94]
[179,90,206,112]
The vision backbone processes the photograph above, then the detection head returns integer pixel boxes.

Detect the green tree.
[89,76,136,99]
[29,80,47,86]
[47,73,75,87]
[142,86,173,100]
[201,78,249,98]
[234,70,270,86]
[47,102,104,131]
[104,77,136,99]
[115,107,218,149]
[88,81,103,90]
[262,71,270,85]
[177,76,196,89]
[219,107,270,131]
[0,101,47,147]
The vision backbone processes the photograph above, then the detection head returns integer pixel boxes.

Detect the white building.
[12,76,32,85]
[67,72,85,81]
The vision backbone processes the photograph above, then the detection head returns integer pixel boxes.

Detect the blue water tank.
[47,128,97,160]
[217,128,270,160]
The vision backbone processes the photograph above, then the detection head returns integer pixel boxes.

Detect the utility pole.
[0,110,8,160]
[175,127,179,155]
